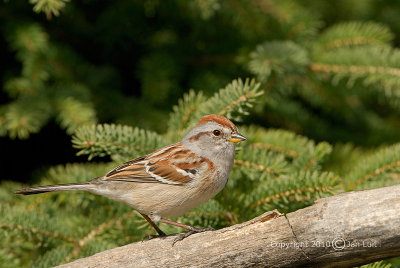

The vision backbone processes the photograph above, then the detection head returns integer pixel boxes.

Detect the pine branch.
[72,124,168,160]
[355,161,400,187]
[32,245,75,268]
[310,62,400,79]
[0,204,79,241]
[0,223,76,243]
[8,24,49,57]
[293,141,332,172]
[248,40,309,81]
[250,185,333,208]
[361,261,392,268]
[190,0,220,20]
[169,78,262,134]
[242,126,314,157]
[242,126,332,171]
[4,77,36,97]
[345,143,400,190]
[196,78,262,121]
[2,96,52,139]
[234,159,277,175]
[310,46,400,95]
[251,142,299,158]
[315,21,393,51]
[30,0,70,18]
[3,23,100,139]
[234,146,289,178]
[166,90,207,139]
[64,211,136,263]
[55,97,97,135]
[249,171,339,213]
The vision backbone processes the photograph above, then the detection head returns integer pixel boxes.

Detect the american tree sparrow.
[15,114,246,242]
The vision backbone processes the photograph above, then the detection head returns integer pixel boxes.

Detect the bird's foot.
[172,227,214,246]
[142,231,167,242]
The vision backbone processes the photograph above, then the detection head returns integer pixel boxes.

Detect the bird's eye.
[213,130,221,136]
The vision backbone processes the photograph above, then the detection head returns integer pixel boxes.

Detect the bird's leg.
[159,218,214,245]
[140,213,166,237]
[159,218,211,232]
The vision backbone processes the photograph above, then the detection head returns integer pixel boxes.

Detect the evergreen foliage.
[1,24,97,138]
[1,0,400,267]
[360,261,392,268]
[248,19,400,145]
[2,82,399,266]
[30,0,70,18]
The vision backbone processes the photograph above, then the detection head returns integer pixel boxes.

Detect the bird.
[15,114,246,243]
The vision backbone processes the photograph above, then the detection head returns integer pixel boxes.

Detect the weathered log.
[58,184,400,268]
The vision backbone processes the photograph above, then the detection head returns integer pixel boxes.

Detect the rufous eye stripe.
[188,131,209,142]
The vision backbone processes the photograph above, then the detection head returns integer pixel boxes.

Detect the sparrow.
[15,114,246,243]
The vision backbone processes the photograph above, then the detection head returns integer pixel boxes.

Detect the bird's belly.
[92,178,227,218]
[158,174,228,217]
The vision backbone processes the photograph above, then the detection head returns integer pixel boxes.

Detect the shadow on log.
[58,184,400,268]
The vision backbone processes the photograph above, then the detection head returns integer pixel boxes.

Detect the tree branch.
[58,184,400,268]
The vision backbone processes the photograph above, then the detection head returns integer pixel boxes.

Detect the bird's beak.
[229,133,246,143]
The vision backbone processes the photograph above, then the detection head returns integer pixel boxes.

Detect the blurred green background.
[1,0,400,267]
[2,0,400,185]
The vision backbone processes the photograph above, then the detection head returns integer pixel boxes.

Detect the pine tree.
[1,79,398,267]
[1,0,400,267]
[1,24,97,138]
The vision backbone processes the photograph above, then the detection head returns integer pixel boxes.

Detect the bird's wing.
[102,143,207,185]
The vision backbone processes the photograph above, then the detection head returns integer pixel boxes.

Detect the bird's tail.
[14,183,93,195]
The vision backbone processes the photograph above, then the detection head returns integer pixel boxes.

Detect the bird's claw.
[172,227,215,246]
[142,232,166,242]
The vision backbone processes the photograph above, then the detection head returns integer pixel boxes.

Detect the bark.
[58,184,400,268]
